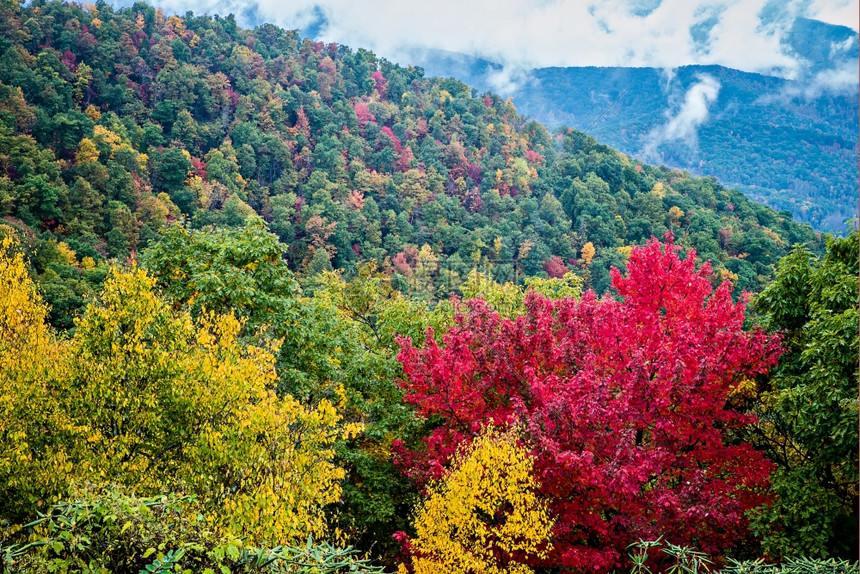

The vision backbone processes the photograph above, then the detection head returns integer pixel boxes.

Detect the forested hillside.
[1,2,856,573]
[0,0,822,327]
[414,32,858,232]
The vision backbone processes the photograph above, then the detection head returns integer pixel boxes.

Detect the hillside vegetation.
[415,45,858,232]
[0,2,855,572]
[0,0,821,328]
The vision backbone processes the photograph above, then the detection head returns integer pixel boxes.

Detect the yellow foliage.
[524,272,582,301]
[56,242,78,266]
[461,269,581,318]
[165,15,186,35]
[136,152,149,172]
[92,125,121,150]
[668,205,685,222]
[517,239,535,262]
[651,182,666,198]
[65,268,346,544]
[0,237,71,518]
[762,226,784,245]
[405,426,553,574]
[461,270,523,318]
[728,377,758,400]
[0,254,349,545]
[718,267,739,285]
[76,137,100,164]
[84,104,101,122]
[580,241,596,265]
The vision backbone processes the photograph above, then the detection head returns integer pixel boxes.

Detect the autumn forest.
[0,1,857,572]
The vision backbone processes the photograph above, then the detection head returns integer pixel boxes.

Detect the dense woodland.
[0,1,857,573]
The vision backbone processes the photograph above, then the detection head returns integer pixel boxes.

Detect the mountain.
[409,24,859,232]
[0,0,821,329]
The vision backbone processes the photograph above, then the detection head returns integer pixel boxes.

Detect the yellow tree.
[0,235,72,521]
[0,245,352,545]
[402,427,553,574]
[580,241,596,266]
[460,270,581,319]
[64,267,352,544]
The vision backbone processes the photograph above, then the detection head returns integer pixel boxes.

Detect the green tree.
[151,146,192,195]
[750,229,859,558]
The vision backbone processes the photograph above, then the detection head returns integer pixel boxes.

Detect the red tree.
[396,237,781,571]
[543,255,569,278]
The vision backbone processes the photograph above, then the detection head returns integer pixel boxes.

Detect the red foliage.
[295,106,311,138]
[391,255,410,276]
[464,188,483,213]
[354,101,376,128]
[396,145,414,172]
[542,255,569,278]
[466,163,483,184]
[381,126,402,152]
[718,228,733,248]
[396,237,781,571]
[525,149,544,164]
[61,50,77,72]
[371,69,387,96]
[190,158,207,179]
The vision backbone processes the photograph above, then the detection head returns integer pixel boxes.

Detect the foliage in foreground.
[0,235,352,545]
[397,236,783,571]
[747,229,859,558]
[398,426,553,574]
[1,486,384,573]
[625,538,859,574]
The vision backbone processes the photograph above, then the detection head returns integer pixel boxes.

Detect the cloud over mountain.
[643,73,721,161]
[118,0,858,80]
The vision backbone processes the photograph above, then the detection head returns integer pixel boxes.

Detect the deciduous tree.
[397,236,781,570]
[749,230,859,558]
[399,426,553,574]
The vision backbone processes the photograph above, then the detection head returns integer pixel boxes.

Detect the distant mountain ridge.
[408,20,859,232]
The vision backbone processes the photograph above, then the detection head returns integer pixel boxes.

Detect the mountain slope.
[412,36,858,232]
[0,1,821,328]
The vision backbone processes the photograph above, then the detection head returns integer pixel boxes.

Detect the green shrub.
[1,485,385,574]
[624,538,858,574]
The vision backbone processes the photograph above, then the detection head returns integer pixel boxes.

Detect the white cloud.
[642,73,721,160]
[120,0,858,80]
[807,0,859,29]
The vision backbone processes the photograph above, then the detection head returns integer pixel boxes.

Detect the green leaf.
[225,544,239,561]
